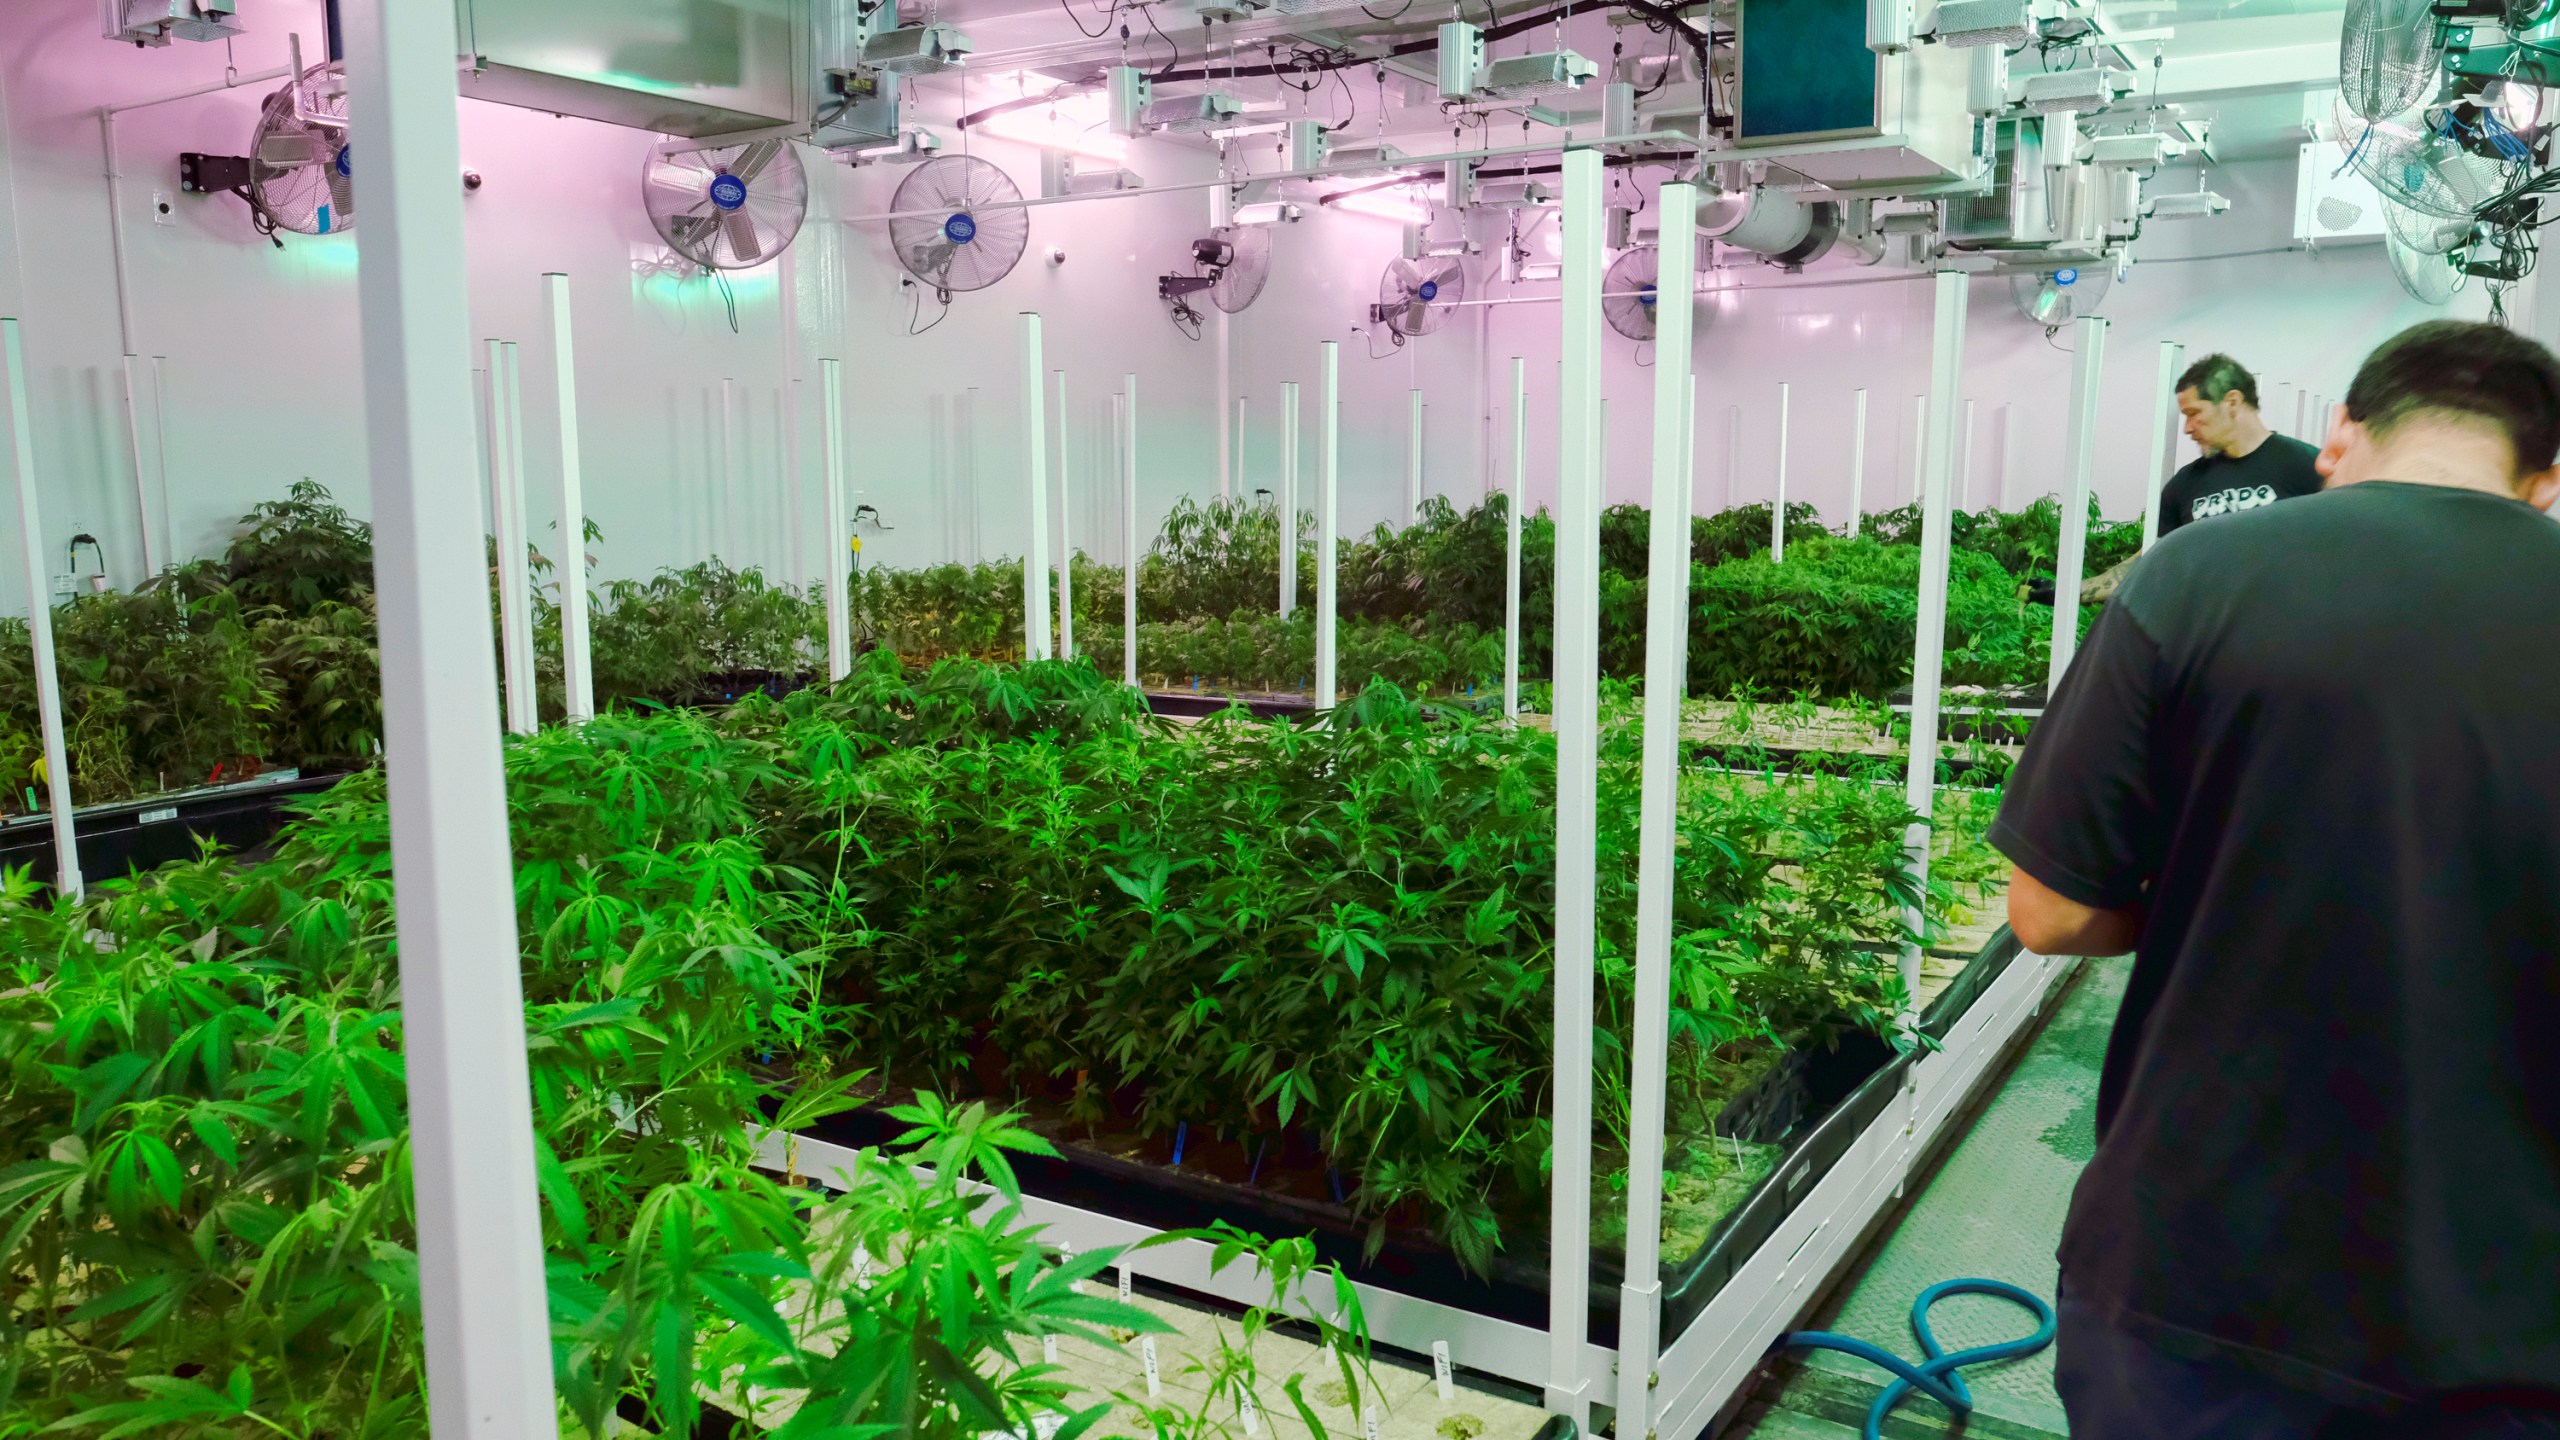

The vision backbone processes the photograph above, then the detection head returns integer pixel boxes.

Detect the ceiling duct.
[454,0,813,137]
[1697,187,1844,265]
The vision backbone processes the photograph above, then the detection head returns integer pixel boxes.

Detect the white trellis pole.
[1615,178,1699,1440]
[1504,356,1525,721]
[1021,313,1052,663]
[2142,341,2184,551]
[344,0,558,1426]
[2,320,80,899]
[1902,272,1970,1029]
[821,357,851,682]
[1122,376,1139,689]
[1408,387,1425,523]
[1279,381,1300,619]
[1849,387,1869,537]
[1316,342,1341,705]
[546,275,594,721]
[487,339,536,736]
[1772,381,1791,561]
[2049,315,2107,691]
[1547,143,1604,1432]
[1056,369,1075,661]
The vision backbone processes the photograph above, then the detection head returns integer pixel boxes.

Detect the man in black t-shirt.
[1996,321,2560,1435]
[2156,353,2326,537]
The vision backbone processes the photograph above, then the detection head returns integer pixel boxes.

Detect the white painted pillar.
[1849,387,1869,537]
[149,356,171,562]
[2048,315,2107,692]
[1616,179,1699,1440]
[719,376,737,563]
[2142,341,2184,551]
[489,340,536,736]
[3,320,80,899]
[1546,143,1604,1431]
[1233,394,1247,502]
[545,275,593,721]
[1901,271,1970,1029]
[1910,394,1928,505]
[1021,313,1052,663]
[1772,381,1791,561]
[1958,397,1977,510]
[1122,376,1139,689]
[1504,356,1525,721]
[342,0,558,1427]
[1316,342,1340,705]
[821,357,851,682]
[1279,381,1299,619]
[1408,387,1425,524]
[1056,369,1076,661]
[1724,405,1741,512]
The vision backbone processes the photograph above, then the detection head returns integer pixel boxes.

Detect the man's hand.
[2007,865,2143,956]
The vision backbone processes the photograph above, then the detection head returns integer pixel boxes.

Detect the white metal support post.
[1958,397,1976,509]
[1772,381,1791,561]
[1616,179,1699,1440]
[2142,341,2184,551]
[719,376,737,563]
[2,320,80,899]
[1279,381,1300,619]
[488,340,536,736]
[1316,342,1341,706]
[1056,369,1076,661]
[150,357,171,559]
[1409,387,1425,524]
[1910,394,1927,504]
[1849,388,1869,537]
[1123,375,1139,689]
[546,275,594,721]
[343,0,558,1429]
[1547,143,1605,1430]
[1505,357,1525,721]
[1900,271,1970,1028]
[1021,313,1052,662]
[2047,315,2107,692]
[821,358,852,682]
[1234,395,1247,501]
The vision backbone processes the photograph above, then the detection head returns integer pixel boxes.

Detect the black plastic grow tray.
[801,930,2024,1352]
[0,768,348,890]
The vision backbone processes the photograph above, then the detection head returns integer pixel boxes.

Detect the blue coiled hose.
[1778,1278,2058,1440]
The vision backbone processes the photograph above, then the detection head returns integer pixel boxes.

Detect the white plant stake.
[1432,1340,1456,1401]
[1141,1335,1161,1395]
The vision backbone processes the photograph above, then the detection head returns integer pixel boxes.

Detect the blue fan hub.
[2053,267,2079,286]
[334,143,351,178]
[1639,282,1658,311]
[1418,279,1439,302]
[944,212,978,244]
[709,173,749,211]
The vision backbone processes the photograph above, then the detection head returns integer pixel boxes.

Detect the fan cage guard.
[889,155,1031,296]
[250,63,354,237]
[642,139,810,273]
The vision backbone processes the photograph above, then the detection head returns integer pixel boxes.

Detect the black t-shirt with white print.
[2155,432,2324,537]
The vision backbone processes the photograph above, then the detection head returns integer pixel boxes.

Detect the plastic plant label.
[1119,1265,1133,1302]
[1141,1336,1162,1396]
[1432,1340,1455,1400]
[1043,1334,1059,1364]
[849,1245,874,1289]
[1362,1401,1382,1440]
[1239,1390,1264,1436]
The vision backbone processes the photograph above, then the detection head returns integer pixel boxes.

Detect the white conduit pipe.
[1057,369,1076,662]
[500,341,536,734]
[1504,357,1525,722]
[2141,341,2183,551]
[1122,377,1139,689]
[547,275,595,720]
[1772,381,1791,561]
[1020,313,1052,663]
[822,357,852,683]
[1849,387,1869,538]
[1315,343,1340,706]
[2048,315,2107,692]
[1901,271,1971,1029]
[1280,381,1300,619]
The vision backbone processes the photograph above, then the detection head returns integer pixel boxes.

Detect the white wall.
[0,0,2491,621]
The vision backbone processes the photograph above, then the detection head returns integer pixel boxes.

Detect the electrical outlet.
[151,190,175,225]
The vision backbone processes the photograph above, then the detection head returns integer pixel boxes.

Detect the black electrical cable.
[1139,0,1182,75]
[1144,0,1584,83]
[1060,0,1113,42]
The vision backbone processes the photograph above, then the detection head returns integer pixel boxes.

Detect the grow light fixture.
[1325,140,1411,180]
[1936,0,2034,47]
[1143,91,1243,134]
[852,129,944,164]
[2011,67,2134,113]
[863,22,975,75]
[1233,200,1304,224]
[2143,189,2229,220]
[1331,187,1435,225]
[1474,50,1599,101]
[981,87,1129,164]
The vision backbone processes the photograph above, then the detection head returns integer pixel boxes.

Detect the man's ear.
[2317,416,2364,481]
[2520,464,2560,513]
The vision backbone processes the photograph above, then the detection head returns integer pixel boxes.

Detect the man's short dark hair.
[2176,353,2258,409]
[2344,320,2560,478]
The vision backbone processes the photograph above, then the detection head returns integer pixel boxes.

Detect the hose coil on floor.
[1779,1278,2058,1440]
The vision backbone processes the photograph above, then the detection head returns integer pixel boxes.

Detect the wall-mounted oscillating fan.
[1603,246,1661,341]
[643,138,808,270]
[2337,0,2446,123]
[1374,255,1467,337]
[2010,264,2111,328]
[2336,104,2506,220]
[2384,196,2476,254]
[889,155,1030,296]
[251,63,353,236]
[2387,229,2468,304]
[1207,226,1271,313]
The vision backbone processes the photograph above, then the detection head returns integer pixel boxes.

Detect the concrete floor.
[1733,955,2132,1440]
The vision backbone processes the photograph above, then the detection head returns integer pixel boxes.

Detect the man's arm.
[2008,865,2142,956]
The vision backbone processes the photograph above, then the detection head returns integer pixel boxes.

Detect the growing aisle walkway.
[1732,955,2132,1440]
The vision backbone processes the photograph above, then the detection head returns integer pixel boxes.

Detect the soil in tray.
[801,1027,1854,1286]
